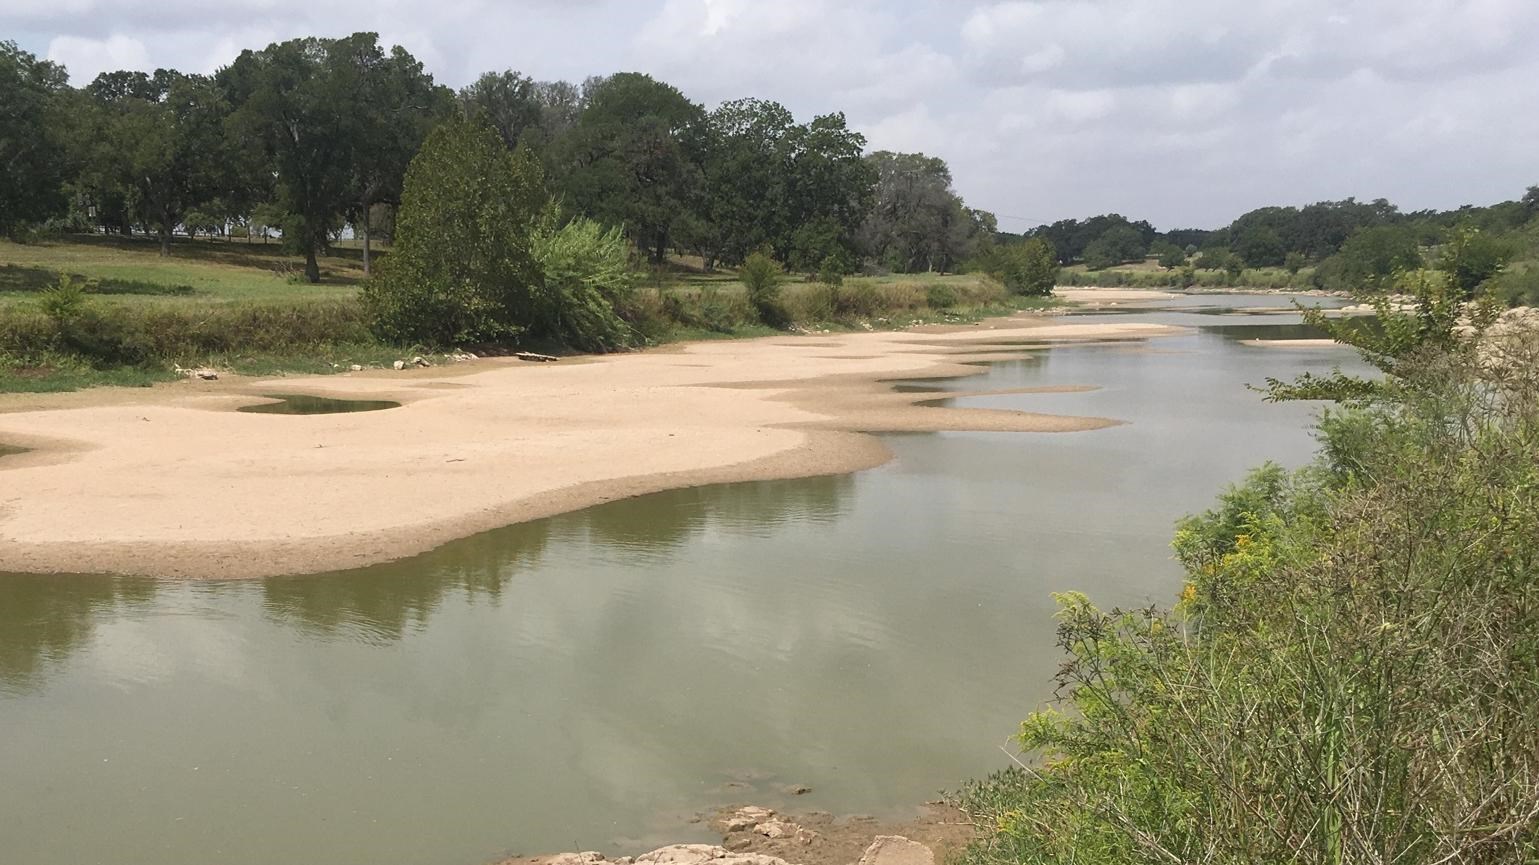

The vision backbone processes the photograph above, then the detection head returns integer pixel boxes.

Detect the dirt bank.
[0,314,1178,578]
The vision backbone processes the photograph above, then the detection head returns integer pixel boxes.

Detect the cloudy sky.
[7,0,1537,229]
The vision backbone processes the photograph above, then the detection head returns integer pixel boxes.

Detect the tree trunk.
[653,233,667,265]
[362,220,371,276]
[304,247,320,283]
[159,222,171,257]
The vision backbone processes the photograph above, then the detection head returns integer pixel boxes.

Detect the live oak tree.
[82,69,233,256]
[220,33,441,282]
[556,73,704,264]
[0,42,71,237]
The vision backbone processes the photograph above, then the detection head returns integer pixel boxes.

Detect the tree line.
[0,35,998,283]
[1018,189,1539,296]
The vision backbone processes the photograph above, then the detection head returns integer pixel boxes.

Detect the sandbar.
[0,316,1177,578]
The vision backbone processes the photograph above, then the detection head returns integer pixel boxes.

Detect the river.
[0,296,1363,865]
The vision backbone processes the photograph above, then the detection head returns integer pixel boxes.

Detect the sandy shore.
[1054,287,1180,303]
[1241,338,1339,348]
[0,315,1177,578]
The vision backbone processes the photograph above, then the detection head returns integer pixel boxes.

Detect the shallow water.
[0,301,1367,865]
[237,393,402,415]
[0,443,28,459]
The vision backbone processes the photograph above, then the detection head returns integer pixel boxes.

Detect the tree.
[1521,185,1538,220]
[1438,225,1511,298]
[689,98,797,269]
[362,115,545,345]
[1334,224,1422,289]
[1232,223,1285,267]
[556,73,704,263]
[991,237,1058,296]
[0,42,72,236]
[781,112,874,268]
[347,45,450,274]
[857,151,974,273]
[221,33,429,282]
[83,69,233,256]
[1082,224,1147,269]
[459,70,542,150]
[1283,251,1307,274]
[1157,245,1187,269]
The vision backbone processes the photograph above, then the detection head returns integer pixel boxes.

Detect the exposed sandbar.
[0,317,1177,578]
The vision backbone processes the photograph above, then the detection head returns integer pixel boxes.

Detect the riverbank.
[498,804,972,865]
[0,312,1179,578]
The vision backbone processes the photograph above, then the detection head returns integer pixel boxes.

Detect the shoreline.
[0,312,1180,579]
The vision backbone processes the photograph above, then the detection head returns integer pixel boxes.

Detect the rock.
[792,829,818,846]
[514,351,560,362]
[754,820,796,839]
[393,360,407,371]
[412,356,432,367]
[723,815,758,833]
[857,836,936,865]
[777,784,812,796]
[195,369,218,381]
[348,364,364,372]
[548,853,607,865]
[633,846,790,865]
[723,838,752,852]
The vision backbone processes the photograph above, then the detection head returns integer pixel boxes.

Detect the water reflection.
[238,394,401,415]
[0,575,158,693]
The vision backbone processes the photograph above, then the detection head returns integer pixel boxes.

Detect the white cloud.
[46,34,151,83]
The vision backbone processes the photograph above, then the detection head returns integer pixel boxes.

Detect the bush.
[925,283,958,309]
[817,256,845,287]
[956,343,1539,865]
[990,238,1058,296]
[740,251,787,328]
[528,208,637,352]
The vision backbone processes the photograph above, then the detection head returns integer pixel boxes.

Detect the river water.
[0,296,1363,865]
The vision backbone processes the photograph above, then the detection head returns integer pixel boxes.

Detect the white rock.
[754,820,796,839]
[393,360,407,371]
[548,853,607,865]
[857,836,936,865]
[349,364,364,372]
[633,847,790,865]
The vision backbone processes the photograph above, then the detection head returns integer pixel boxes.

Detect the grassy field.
[0,234,370,306]
[1,235,1046,393]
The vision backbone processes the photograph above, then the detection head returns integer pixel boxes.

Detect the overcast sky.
[7,0,1537,230]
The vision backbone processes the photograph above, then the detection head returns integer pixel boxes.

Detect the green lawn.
[0,234,374,306]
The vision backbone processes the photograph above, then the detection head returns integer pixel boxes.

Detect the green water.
[237,394,402,415]
[0,444,28,459]
[0,300,1365,865]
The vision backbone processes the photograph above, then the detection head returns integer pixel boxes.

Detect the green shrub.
[956,349,1539,864]
[528,209,637,352]
[740,251,787,328]
[925,283,958,309]
[817,256,845,287]
[990,238,1058,296]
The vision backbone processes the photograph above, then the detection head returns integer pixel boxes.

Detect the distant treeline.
[3,33,1536,296]
[0,35,994,283]
[1017,192,1539,298]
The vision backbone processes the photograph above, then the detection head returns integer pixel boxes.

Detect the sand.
[1054,287,1180,303]
[0,315,1177,579]
[1241,338,1340,349]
